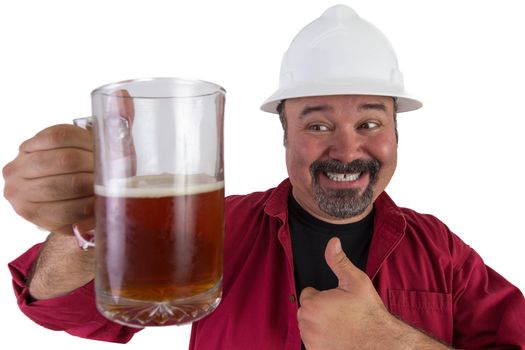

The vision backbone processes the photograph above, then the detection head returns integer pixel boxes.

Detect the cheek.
[372,136,398,181]
[285,143,307,178]
[378,141,397,167]
[285,137,319,179]
[368,128,397,162]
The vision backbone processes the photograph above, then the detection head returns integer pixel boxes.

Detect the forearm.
[29,232,94,300]
[386,315,452,350]
[9,241,140,343]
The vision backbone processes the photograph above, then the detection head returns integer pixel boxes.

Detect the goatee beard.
[310,159,380,218]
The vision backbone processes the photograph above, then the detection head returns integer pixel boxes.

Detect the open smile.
[310,158,380,191]
[319,171,370,191]
[324,171,361,182]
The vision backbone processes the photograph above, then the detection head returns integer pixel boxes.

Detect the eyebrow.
[299,101,389,118]
[300,105,334,118]
[358,102,388,113]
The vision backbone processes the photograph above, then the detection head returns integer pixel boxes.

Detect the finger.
[20,124,93,153]
[21,173,94,202]
[299,286,320,305]
[108,89,134,124]
[16,196,94,232]
[13,148,93,179]
[324,237,361,290]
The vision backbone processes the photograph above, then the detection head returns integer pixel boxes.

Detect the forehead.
[285,94,394,113]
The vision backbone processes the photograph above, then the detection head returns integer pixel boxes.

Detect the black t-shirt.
[288,194,374,300]
[288,194,374,350]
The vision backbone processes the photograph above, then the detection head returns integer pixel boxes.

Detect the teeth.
[325,172,361,182]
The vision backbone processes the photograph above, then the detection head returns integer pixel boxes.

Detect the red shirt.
[9,179,525,349]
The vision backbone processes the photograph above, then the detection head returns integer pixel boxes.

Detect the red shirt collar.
[263,178,407,279]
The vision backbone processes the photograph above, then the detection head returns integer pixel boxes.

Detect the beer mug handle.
[72,114,134,249]
[72,117,96,250]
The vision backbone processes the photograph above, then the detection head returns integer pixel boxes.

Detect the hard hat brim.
[260,80,423,114]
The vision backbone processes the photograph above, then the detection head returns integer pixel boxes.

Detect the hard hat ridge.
[261,4,422,114]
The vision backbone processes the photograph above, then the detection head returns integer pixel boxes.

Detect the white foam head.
[95,174,224,198]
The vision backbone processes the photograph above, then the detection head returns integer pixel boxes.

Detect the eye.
[358,121,380,130]
[308,124,330,132]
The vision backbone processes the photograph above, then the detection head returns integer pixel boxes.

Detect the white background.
[1,0,524,348]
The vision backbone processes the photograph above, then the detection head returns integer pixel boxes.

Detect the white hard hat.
[261,5,422,113]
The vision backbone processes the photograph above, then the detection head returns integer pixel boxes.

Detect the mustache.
[310,159,380,178]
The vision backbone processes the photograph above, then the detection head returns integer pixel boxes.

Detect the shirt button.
[289,294,296,303]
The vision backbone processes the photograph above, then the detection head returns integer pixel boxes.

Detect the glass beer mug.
[73,78,225,327]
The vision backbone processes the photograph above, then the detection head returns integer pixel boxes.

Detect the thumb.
[106,89,137,176]
[324,237,360,290]
[108,89,135,124]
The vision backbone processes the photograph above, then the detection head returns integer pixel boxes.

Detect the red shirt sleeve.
[8,243,141,343]
[452,248,525,349]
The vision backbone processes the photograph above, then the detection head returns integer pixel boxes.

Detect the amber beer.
[94,175,224,327]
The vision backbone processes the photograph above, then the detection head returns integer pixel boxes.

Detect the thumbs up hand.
[297,238,453,349]
[297,237,398,349]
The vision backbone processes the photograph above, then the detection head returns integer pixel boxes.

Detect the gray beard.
[313,186,374,218]
[310,159,380,219]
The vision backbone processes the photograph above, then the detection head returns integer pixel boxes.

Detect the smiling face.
[283,95,398,224]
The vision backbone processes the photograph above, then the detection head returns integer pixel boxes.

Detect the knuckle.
[301,292,312,306]
[46,125,71,146]
[335,251,348,265]
[3,183,17,201]
[2,162,13,179]
[297,308,308,326]
[336,254,353,270]
[299,295,316,310]
[18,137,33,152]
[2,156,22,179]
[18,141,27,153]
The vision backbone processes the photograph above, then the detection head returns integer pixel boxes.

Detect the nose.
[326,126,365,163]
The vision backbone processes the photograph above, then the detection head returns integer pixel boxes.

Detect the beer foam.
[95,174,224,198]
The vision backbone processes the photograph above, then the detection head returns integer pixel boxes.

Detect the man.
[3,5,524,349]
